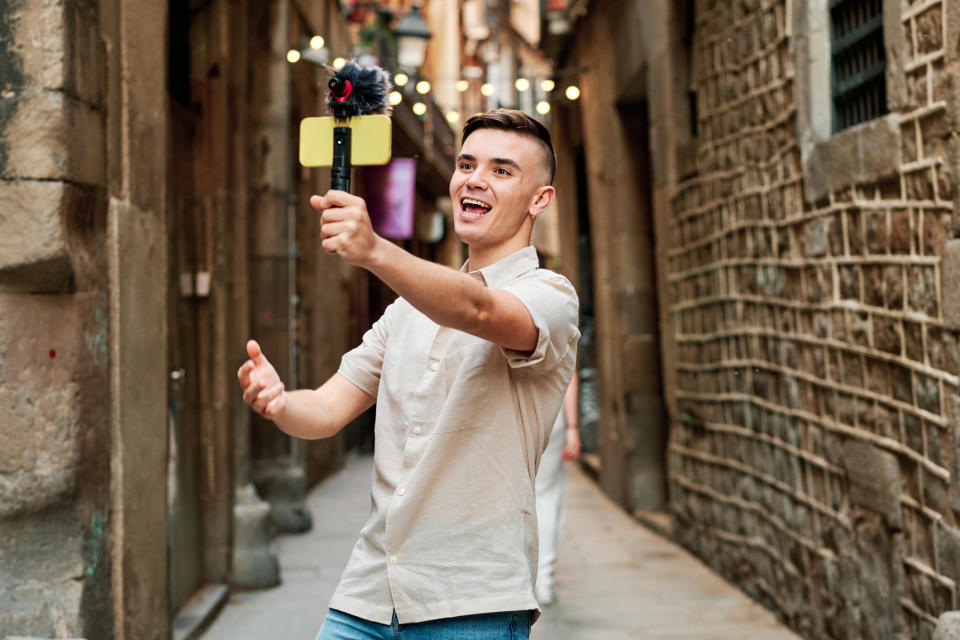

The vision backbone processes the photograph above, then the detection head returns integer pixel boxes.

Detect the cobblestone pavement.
[200,452,800,640]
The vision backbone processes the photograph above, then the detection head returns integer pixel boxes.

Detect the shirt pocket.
[437,342,492,432]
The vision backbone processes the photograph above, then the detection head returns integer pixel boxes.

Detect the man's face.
[448,129,550,250]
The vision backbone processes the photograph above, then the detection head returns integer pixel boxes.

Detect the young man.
[238,109,579,639]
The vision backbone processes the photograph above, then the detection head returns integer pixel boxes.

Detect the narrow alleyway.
[199,453,800,640]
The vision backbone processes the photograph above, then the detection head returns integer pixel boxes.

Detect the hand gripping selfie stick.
[299,62,393,192]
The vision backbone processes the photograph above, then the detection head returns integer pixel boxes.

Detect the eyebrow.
[457,153,523,173]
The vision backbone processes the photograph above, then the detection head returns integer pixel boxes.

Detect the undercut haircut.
[461,109,557,185]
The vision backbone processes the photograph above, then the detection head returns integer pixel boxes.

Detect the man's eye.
[459,163,473,171]
[494,167,511,175]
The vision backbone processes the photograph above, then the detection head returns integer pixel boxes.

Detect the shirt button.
[398,487,406,496]
[389,555,398,564]
[412,426,422,435]
[429,362,439,372]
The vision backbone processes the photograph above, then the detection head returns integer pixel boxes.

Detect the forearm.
[271,374,375,440]
[271,389,342,440]
[562,371,579,426]
[366,238,490,334]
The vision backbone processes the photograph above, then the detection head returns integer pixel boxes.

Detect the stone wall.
[667,0,960,638]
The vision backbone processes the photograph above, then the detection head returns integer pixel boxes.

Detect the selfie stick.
[298,61,393,192]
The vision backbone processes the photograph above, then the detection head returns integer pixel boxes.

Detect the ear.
[527,185,556,220]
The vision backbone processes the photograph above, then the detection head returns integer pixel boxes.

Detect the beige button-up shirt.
[331,245,579,624]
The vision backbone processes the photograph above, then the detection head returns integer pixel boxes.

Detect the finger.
[309,194,324,211]
[258,382,284,403]
[254,383,283,414]
[321,189,360,209]
[321,221,348,239]
[322,237,340,255]
[243,379,267,405]
[237,361,253,384]
[320,207,351,225]
[264,392,287,418]
[246,340,263,364]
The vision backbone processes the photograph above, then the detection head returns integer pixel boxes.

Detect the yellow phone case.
[299,115,393,167]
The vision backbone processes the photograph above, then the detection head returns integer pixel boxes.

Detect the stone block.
[943,240,960,329]
[0,180,72,291]
[841,440,901,528]
[935,611,960,640]
[0,292,105,517]
[2,91,104,184]
[0,502,85,637]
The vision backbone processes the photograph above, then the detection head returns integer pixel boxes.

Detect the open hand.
[237,340,286,419]
[312,190,382,267]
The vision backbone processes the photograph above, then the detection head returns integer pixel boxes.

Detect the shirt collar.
[461,246,540,287]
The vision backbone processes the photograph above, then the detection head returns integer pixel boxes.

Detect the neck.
[466,236,531,271]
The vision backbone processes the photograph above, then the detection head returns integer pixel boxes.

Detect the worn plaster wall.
[664,0,960,638]
[553,0,668,513]
[0,0,114,636]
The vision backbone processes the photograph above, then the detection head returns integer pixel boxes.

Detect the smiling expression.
[449,129,554,257]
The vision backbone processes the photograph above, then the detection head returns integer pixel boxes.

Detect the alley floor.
[199,452,800,640]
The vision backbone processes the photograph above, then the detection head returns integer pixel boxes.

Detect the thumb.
[246,339,264,364]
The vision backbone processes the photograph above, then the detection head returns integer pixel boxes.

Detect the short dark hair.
[461,109,557,184]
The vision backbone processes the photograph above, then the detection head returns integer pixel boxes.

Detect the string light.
[541,79,555,92]
[455,79,469,92]
[412,102,427,116]
[416,80,431,95]
[515,78,530,92]
[446,110,461,123]
[332,57,346,70]
[286,49,301,63]
[565,85,580,100]
[480,83,495,97]
[389,91,403,106]
[309,35,325,50]
[394,72,409,87]
[536,101,550,115]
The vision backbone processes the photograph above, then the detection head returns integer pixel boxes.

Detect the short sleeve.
[338,298,404,397]
[499,271,580,371]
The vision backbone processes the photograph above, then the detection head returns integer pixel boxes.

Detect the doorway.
[166,0,204,615]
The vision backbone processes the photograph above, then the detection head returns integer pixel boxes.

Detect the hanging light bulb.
[332,57,346,70]
[310,35,325,50]
[286,49,302,63]
[446,110,461,123]
[536,101,551,115]
[480,82,495,97]
[455,79,469,92]
[515,77,530,92]
[541,79,555,92]
[389,91,403,106]
[412,102,427,116]
[416,80,431,95]
[565,85,580,100]
[394,72,409,87]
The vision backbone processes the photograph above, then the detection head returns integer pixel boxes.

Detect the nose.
[465,171,488,190]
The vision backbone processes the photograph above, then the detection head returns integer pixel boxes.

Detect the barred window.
[830,0,888,133]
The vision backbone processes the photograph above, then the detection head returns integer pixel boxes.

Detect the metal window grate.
[830,0,888,132]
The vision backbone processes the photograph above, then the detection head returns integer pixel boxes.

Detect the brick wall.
[667,0,960,637]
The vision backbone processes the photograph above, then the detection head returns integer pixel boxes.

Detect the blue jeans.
[315,608,531,640]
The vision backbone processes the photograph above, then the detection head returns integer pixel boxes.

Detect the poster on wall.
[365,158,416,240]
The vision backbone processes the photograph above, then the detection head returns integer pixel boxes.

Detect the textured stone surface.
[935,611,960,640]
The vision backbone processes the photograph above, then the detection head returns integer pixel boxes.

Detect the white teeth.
[462,198,491,209]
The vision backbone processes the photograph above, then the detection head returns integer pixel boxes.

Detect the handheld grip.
[331,126,352,192]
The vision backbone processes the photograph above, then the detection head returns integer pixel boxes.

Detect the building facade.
[0,0,455,637]
[551,0,960,638]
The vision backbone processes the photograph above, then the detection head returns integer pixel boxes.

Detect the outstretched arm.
[238,340,375,440]
[313,191,538,353]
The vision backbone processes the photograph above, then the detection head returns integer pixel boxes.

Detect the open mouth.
[460,197,492,217]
